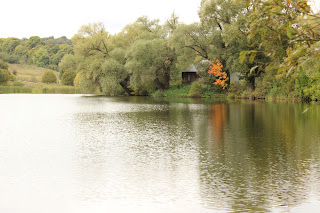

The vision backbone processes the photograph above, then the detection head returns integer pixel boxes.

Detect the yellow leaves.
[208,59,228,89]
[249,52,257,63]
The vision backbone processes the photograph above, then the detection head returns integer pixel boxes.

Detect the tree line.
[1,0,319,100]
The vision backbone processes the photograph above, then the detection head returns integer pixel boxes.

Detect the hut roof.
[182,60,209,73]
[183,65,197,73]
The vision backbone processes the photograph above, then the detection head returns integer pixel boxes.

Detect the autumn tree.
[208,59,228,89]
[199,0,251,84]
[168,0,254,89]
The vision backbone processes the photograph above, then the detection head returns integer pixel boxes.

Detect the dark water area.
[1,94,320,212]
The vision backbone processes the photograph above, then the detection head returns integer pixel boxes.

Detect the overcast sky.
[1,0,319,39]
[0,0,201,39]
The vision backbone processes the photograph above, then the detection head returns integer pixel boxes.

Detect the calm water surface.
[1,94,320,212]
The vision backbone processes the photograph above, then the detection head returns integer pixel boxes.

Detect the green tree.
[50,44,74,68]
[169,23,213,85]
[58,54,80,77]
[1,37,20,54]
[27,36,42,49]
[72,22,110,58]
[241,0,319,95]
[125,38,176,93]
[122,16,179,94]
[32,46,50,67]
[0,69,9,85]
[0,59,9,85]
[61,70,76,86]
[0,59,9,70]
[71,22,136,95]
[42,70,57,83]
[14,44,28,57]
[100,58,126,95]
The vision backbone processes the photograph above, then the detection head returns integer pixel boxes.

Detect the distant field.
[8,64,60,85]
[0,64,82,94]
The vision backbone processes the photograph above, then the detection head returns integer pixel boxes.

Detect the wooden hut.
[182,65,198,84]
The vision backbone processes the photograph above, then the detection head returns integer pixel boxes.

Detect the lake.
[1,94,320,212]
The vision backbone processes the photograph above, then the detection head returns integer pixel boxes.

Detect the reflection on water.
[0,95,320,212]
[199,101,320,212]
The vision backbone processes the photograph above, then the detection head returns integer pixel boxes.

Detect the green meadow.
[0,64,81,94]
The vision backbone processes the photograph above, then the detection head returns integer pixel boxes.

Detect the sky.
[0,0,201,39]
[1,0,319,39]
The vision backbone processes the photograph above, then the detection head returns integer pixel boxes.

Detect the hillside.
[0,64,81,94]
[8,64,60,86]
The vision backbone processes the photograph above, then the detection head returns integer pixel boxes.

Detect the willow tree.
[70,22,133,95]
[125,38,176,94]
[124,16,178,94]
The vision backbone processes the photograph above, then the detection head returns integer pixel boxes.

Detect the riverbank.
[152,83,228,99]
[151,83,312,102]
[0,85,81,94]
[1,79,315,102]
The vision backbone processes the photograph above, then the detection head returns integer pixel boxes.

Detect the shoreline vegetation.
[0,77,310,103]
[0,63,315,101]
[0,85,81,94]
[0,64,315,101]
[1,0,319,101]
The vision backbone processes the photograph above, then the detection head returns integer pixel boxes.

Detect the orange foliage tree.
[208,59,228,89]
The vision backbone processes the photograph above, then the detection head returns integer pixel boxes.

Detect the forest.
[0,0,319,100]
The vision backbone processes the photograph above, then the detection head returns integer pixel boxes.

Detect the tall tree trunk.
[154,78,166,92]
[163,67,170,90]
[249,76,255,90]
[119,76,134,96]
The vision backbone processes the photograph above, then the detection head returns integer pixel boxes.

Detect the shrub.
[61,70,76,86]
[0,60,9,85]
[0,53,19,64]
[266,86,283,99]
[42,70,57,84]
[10,81,25,87]
[0,59,9,70]
[254,72,274,97]
[151,89,164,97]
[295,72,320,101]
[162,84,191,97]
[0,69,9,85]
[188,82,202,97]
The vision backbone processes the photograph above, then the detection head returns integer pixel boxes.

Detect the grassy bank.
[226,84,305,102]
[152,83,228,99]
[151,82,312,102]
[0,86,32,93]
[0,85,82,94]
